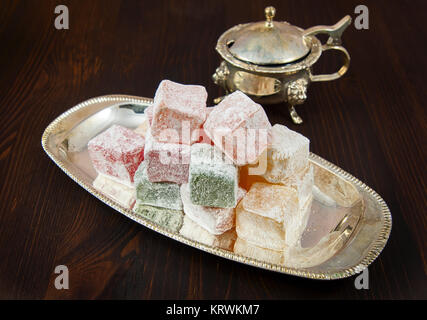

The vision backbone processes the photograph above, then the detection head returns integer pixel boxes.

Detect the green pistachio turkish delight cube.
[134,161,182,210]
[189,144,238,208]
[134,201,183,232]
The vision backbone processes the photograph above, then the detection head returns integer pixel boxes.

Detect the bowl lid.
[228,7,311,65]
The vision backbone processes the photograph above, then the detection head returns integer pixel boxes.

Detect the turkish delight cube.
[233,237,283,265]
[241,182,311,247]
[242,182,299,224]
[93,174,136,209]
[203,91,272,166]
[236,202,286,251]
[134,201,183,232]
[144,131,190,184]
[151,80,207,144]
[261,124,309,182]
[281,164,313,210]
[88,125,145,185]
[179,215,237,250]
[134,161,182,210]
[180,183,245,234]
[189,144,238,208]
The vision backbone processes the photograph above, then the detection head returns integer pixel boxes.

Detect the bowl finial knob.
[265,6,276,27]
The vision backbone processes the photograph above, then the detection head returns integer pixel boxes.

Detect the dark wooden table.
[0,0,425,300]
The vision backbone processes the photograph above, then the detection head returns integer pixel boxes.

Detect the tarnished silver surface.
[42,95,391,280]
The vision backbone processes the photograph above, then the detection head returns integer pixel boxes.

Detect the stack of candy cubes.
[88,79,313,263]
[235,124,313,264]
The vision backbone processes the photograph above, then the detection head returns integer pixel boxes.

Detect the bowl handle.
[303,16,351,82]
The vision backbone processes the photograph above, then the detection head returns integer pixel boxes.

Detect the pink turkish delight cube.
[204,91,272,166]
[144,131,190,184]
[151,80,207,145]
[88,125,145,185]
[191,127,213,145]
[191,107,214,145]
[145,105,154,125]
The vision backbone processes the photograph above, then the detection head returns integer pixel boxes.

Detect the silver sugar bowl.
[212,6,352,124]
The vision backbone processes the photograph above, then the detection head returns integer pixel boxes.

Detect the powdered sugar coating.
[134,161,182,210]
[191,127,214,145]
[145,105,154,125]
[144,130,190,184]
[189,144,239,208]
[262,124,309,182]
[151,80,207,144]
[88,125,145,184]
[205,91,260,131]
[134,201,183,232]
[204,91,271,166]
[241,181,312,247]
[181,183,246,235]
[242,182,299,224]
[193,107,215,145]
[93,173,136,209]
[234,237,283,265]
[236,202,286,251]
[180,215,237,250]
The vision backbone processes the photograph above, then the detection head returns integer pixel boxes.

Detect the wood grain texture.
[0,0,426,299]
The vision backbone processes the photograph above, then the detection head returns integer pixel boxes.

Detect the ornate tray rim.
[41,94,392,280]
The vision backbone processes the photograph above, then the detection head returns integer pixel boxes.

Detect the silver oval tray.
[41,95,391,280]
